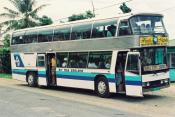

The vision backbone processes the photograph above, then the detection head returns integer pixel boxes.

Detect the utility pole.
[91,0,95,17]
[0,26,2,40]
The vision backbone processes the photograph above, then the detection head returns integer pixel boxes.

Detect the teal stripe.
[12,69,115,79]
[38,71,46,74]
[12,69,27,73]
[125,76,141,81]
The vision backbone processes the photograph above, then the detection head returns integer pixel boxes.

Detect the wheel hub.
[28,75,33,84]
[98,81,106,94]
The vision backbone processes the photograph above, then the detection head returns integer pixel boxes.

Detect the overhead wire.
[54,0,133,22]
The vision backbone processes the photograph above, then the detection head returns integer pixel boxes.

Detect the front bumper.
[143,79,170,92]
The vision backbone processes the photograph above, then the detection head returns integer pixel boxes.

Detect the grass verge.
[0,73,12,79]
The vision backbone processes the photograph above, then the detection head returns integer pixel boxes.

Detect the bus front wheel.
[27,72,38,87]
[95,77,110,98]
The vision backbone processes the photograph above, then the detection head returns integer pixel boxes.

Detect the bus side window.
[88,51,112,69]
[53,27,71,41]
[118,21,131,36]
[56,53,69,68]
[38,29,53,42]
[71,24,92,40]
[67,52,88,68]
[16,36,24,44]
[24,31,38,44]
[91,21,117,38]
[37,55,45,67]
[11,36,17,45]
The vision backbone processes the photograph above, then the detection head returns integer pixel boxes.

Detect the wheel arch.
[94,74,117,94]
[26,70,38,82]
[94,74,109,84]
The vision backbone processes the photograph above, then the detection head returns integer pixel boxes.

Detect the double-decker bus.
[11,13,170,97]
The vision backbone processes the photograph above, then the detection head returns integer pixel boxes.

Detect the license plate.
[151,87,160,91]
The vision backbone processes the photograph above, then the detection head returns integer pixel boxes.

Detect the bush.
[0,48,11,73]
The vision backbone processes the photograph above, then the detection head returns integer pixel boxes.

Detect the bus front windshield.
[139,47,167,73]
[130,15,167,35]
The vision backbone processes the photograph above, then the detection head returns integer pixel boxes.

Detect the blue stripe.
[57,74,93,81]
[125,81,142,86]
[38,74,46,77]
[38,71,46,77]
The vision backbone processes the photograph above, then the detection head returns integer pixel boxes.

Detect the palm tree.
[0,0,47,32]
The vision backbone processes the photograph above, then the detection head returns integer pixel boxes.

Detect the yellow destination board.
[140,36,153,46]
[140,36,168,46]
[157,36,169,45]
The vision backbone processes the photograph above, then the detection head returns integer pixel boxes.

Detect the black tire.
[95,77,110,98]
[27,72,38,87]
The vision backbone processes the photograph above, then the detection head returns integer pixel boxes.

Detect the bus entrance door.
[46,53,57,86]
[124,52,143,97]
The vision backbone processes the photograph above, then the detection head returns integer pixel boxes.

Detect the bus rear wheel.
[27,72,38,87]
[95,77,110,98]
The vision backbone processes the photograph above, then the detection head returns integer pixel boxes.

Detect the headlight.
[147,82,150,86]
[164,79,169,83]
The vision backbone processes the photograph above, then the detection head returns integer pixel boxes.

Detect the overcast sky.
[0,0,175,39]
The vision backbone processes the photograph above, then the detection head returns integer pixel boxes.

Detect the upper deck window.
[130,15,166,35]
[71,24,92,40]
[53,26,71,41]
[118,20,132,36]
[91,20,117,38]
[11,32,25,45]
[24,31,38,44]
[38,29,53,42]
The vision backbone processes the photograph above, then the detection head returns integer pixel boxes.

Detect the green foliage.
[0,73,12,79]
[3,34,10,48]
[120,3,131,14]
[68,10,95,22]
[0,0,48,32]
[39,15,53,26]
[0,48,11,74]
[0,48,10,54]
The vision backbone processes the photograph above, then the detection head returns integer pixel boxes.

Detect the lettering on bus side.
[58,68,83,72]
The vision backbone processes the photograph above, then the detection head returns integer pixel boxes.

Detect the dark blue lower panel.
[125,81,142,86]
[57,74,93,81]
[12,71,26,75]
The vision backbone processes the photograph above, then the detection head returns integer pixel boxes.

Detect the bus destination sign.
[140,36,169,46]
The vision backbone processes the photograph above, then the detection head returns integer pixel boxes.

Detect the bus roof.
[12,12,163,34]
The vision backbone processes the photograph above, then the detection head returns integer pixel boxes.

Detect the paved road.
[0,78,175,117]
[0,79,144,117]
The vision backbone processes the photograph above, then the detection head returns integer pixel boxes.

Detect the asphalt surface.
[0,78,175,117]
[0,84,144,117]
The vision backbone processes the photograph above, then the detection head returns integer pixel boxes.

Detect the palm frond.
[30,4,48,15]
[8,0,22,12]
[3,7,19,17]
[0,13,17,18]
[29,4,48,20]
